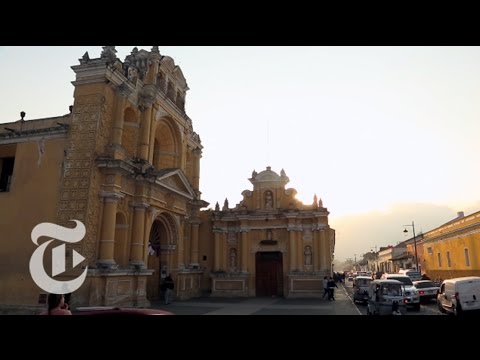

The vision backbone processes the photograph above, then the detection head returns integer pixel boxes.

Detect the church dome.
[249,166,289,187]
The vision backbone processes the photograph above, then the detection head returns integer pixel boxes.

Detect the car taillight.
[419,291,424,295]
[404,299,408,304]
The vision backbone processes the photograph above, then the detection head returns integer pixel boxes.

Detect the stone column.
[320,229,327,271]
[220,233,227,271]
[130,202,149,268]
[148,109,157,165]
[241,230,249,273]
[288,217,297,271]
[312,227,320,272]
[296,229,303,271]
[112,83,131,145]
[98,192,123,268]
[138,104,153,161]
[190,220,201,266]
[177,217,185,270]
[289,229,296,271]
[213,231,221,271]
[326,229,333,274]
[192,148,202,193]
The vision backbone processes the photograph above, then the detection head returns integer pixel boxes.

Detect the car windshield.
[406,272,422,280]
[414,281,435,288]
[382,284,402,295]
[389,277,413,285]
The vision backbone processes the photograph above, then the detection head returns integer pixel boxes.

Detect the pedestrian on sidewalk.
[328,277,338,301]
[164,274,175,305]
[322,276,329,299]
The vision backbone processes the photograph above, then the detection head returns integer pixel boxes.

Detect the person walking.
[164,274,175,305]
[322,276,329,299]
[327,277,338,301]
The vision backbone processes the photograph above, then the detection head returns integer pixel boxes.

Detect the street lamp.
[403,221,418,271]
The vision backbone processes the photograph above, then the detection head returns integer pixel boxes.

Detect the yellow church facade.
[0,47,335,311]
[199,167,335,298]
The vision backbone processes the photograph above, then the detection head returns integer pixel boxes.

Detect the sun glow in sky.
[2,46,480,261]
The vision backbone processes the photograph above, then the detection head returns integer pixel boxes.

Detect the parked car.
[412,280,439,303]
[398,269,422,281]
[437,276,480,315]
[73,306,174,316]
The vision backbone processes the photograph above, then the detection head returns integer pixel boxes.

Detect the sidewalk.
[151,283,361,315]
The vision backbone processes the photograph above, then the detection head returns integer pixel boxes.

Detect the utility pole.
[404,221,419,271]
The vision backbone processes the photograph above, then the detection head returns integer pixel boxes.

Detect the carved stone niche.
[227,232,237,245]
[303,229,313,242]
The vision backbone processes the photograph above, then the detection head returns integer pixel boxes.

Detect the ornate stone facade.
[0,46,207,309]
[0,48,335,311]
[205,167,335,298]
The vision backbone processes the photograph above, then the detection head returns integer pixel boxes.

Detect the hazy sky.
[1,46,479,261]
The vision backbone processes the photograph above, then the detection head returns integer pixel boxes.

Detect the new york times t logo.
[29,220,88,294]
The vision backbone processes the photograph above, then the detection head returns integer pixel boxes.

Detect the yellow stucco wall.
[423,211,480,279]
[0,137,67,305]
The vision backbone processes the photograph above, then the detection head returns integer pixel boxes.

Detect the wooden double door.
[255,252,283,297]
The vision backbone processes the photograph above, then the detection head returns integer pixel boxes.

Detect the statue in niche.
[265,191,273,209]
[304,246,312,265]
[267,230,272,240]
[318,197,323,208]
[127,66,138,83]
[229,248,237,269]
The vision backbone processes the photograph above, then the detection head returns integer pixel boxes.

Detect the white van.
[437,276,480,315]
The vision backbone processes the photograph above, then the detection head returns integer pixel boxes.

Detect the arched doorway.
[146,214,177,300]
[255,252,283,297]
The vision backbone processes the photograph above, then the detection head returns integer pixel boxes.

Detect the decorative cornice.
[424,224,480,244]
[99,191,125,201]
[130,202,150,209]
[192,147,202,157]
[0,124,69,145]
[95,158,137,175]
